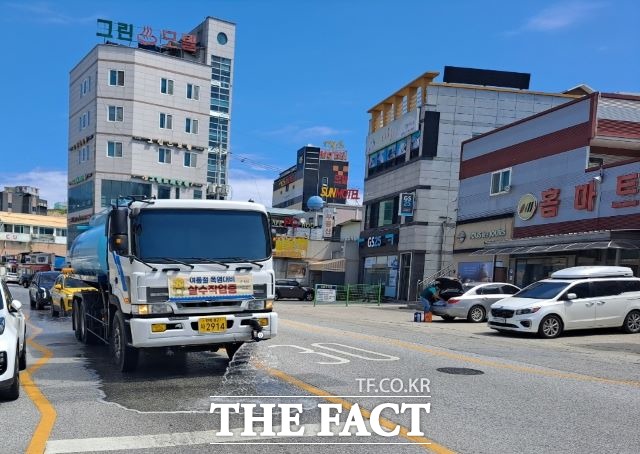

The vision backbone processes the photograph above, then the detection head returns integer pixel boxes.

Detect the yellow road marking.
[23,317,57,454]
[265,367,456,453]
[281,318,640,388]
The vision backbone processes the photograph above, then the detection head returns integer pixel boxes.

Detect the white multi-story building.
[67,17,235,243]
[361,67,582,301]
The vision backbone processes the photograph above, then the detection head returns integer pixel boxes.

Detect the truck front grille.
[176,301,243,309]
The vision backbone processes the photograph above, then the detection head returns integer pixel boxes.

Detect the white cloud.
[262,124,349,143]
[0,169,67,206]
[506,1,605,35]
[4,1,101,25]
[228,169,275,207]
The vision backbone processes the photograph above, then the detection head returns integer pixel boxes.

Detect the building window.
[107,105,124,122]
[184,152,197,168]
[193,189,202,199]
[161,78,174,95]
[365,196,399,229]
[490,168,511,195]
[101,180,151,207]
[107,141,123,158]
[68,180,94,213]
[56,228,67,237]
[158,186,171,199]
[79,111,90,130]
[80,76,91,96]
[159,113,173,129]
[79,145,90,163]
[186,83,200,100]
[185,118,199,134]
[109,70,124,86]
[38,227,54,235]
[175,187,180,199]
[14,225,28,234]
[158,148,171,164]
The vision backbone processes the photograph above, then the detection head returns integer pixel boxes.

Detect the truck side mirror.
[109,208,129,255]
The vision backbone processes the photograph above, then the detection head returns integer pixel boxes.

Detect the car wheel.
[23,281,29,288]
[19,334,27,371]
[622,310,640,334]
[51,301,60,318]
[304,292,314,301]
[467,305,486,323]
[0,347,20,401]
[111,310,139,372]
[538,315,563,339]
[29,293,35,309]
[274,291,280,301]
[441,315,455,321]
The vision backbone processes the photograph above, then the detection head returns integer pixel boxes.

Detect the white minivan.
[488,266,640,338]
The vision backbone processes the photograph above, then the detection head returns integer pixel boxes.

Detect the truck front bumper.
[129,312,278,348]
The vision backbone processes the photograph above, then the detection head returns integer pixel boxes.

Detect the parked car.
[49,272,97,317]
[431,282,520,322]
[488,266,640,339]
[275,279,314,301]
[28,271,60,310]
[1,272,19,285]
[0,280,27,400]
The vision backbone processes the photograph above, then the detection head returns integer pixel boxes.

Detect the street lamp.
[437,216,455,272]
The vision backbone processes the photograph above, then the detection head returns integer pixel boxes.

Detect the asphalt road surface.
[2,284,640,454]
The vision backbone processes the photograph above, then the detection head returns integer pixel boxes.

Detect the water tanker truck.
[67,198,278,371]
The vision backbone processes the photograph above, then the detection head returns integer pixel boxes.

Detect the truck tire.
[73,299,81,339]
[78,301,98,345]
[111,310,139,372]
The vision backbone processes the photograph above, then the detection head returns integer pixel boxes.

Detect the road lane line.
[24,318,58,454]
[281,318,640,389]
[45,426,320,453]
[265,367,456,454]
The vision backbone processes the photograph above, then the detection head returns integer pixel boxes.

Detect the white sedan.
[0,281,27,400]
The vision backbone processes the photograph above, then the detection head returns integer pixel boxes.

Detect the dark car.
[18,272,34,288]
[28,271,60,310]
[275,279,314,301]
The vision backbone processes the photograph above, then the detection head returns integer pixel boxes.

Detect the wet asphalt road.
[2,284,640,454]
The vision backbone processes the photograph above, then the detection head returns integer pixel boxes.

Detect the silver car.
[431,282,520,322]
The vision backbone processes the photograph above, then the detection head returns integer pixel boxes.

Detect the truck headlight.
[247,300,266,310]
[132,303,173,315]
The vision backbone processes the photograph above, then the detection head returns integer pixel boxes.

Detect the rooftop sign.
[96,19,197,53]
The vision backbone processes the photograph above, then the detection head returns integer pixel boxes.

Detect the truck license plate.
[198,317,227,333]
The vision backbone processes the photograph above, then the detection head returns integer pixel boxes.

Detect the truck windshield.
[134,209,271,262]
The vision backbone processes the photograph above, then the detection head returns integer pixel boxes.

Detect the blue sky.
[0,0,638,206]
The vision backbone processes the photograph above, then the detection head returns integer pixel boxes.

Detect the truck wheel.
[225,342,243,360]
[78,302,98,344]
[111,310,139,372]
[73,300,81,340]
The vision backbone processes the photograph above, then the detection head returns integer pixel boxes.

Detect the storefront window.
[514,256,569,288]
[68,181,94,213]
[363,255,399,298]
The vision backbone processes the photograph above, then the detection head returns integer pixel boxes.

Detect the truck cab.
[69,199,278,372]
